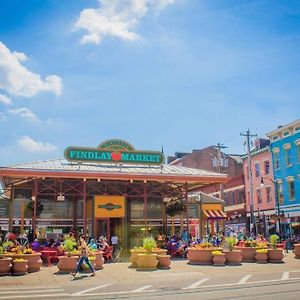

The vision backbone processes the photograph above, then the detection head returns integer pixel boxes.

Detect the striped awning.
[203,209,226,219]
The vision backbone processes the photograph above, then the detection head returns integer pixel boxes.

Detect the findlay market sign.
[64,139,164,165]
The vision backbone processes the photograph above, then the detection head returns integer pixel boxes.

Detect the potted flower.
[294,243,300,259]
[212,250,226,266]
[268,235,284,263]
[0,245,12,276]
[225,237,242,265]
[130,247,146,268]
[12,258,28,275]
[187,241,220,265]
[255,249,268,264]
[235,239,257,263]
[137,237,158,271]
[57,237,79,273]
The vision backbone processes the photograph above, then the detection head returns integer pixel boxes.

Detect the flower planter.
[213,254,226,266]
[187,248,216,265]
[81,258,96,273]
[235,247,256,263]
[137,253,158,271]
[152,249,167,256]
[294,244,300,259]
[129,249,146,268]
[57,256,79,273]
[255,252,268,264]
[13,260,28,276]
[157,255,171,269]
[225,250,242,265]
[268,249,284,263]
[4,253,42,273]
[94,251,104,270]
[0,258,12,276]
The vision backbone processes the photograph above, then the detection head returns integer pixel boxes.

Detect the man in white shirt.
[111,234,119,254]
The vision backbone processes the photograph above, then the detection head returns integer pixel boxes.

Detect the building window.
[264,161,270,175]
[273,136,279,141]
[285,149,291,166]
[266,186,272,203]
[288,181,295,201]
[238,191,244,204]
[276,182,284,205]
[257,189,262,205]
[231,191,235,205]
[297,144,300,163]
[296,126,300,133]
[274,152,280,169]
[283,131,290,137]
[255,163,260,177]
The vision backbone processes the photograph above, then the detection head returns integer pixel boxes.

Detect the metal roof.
[3,158,225,178]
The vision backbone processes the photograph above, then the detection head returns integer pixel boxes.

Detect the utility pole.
[240,129,257,237]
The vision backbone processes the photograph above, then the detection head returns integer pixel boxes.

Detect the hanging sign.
[65,139,164,165]
[94,195,125,218]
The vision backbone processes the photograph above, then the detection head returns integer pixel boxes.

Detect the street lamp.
[260,177,282,239]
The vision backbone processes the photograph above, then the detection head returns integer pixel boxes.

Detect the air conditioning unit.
[57,194,65,201]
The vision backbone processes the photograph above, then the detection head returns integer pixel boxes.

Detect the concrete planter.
[255,252,268,264]
[129,249,146,268]
[187,248,216,265]
[294,244,300,259]
[157,255,171,269]
[268,249,284,263]
[235,247,256,262]
[0,258,12,276]
[94,251,104,270]
[4,253,42,273]
[225,250,242,265]
[57,256,79,273]
[12,260,28,276]
[213,254,226,266]
[137,253,158,271]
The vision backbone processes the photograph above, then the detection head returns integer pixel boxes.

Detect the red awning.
[203,210,227,219]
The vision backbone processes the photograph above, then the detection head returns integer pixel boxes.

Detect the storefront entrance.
[96,218,124,247]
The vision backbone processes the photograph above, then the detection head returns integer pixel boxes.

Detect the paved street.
[0,253,300,299]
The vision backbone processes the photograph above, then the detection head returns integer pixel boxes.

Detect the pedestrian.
[111,233,119,254]
[71,235,95,278]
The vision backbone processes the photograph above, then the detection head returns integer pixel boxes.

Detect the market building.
[266,120,300,237]
[0,139,227,250]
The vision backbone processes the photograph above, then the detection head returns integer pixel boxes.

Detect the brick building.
[168,146,247,234]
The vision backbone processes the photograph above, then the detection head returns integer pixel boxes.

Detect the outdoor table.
[41,249,58,266]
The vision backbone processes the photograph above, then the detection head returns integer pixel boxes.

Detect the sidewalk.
[0,253,299,288]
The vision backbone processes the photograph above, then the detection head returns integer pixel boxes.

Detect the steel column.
[185,182,189,234]
[83,180,87,236]
[144,181,147,228]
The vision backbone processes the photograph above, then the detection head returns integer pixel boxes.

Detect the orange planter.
[255,252,268,264]
[234,247,256,262]
[0,258,12,276]
[294,244,300,259]
[157,255,171,269]
[4,253,42,273]
[13,260,28,275]
[187,248,217,265]
[94,251,104,270]
[213,254,226,266]
[57,256,79,273]
[130,249,145,268]
[225,250,242,265]
[268,249,284,263]
[137,253,158,271]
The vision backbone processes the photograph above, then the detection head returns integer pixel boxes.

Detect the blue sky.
[0,0,299,165]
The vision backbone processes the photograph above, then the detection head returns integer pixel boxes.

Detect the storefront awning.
[203,209,226,219]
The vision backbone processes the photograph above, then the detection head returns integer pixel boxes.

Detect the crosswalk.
[0,271,300,299]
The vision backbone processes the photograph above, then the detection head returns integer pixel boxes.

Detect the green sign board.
[98,203,122,211]
[64,139,164,165]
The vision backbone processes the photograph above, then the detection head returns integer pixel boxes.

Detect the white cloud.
[74,0,176,45]
[8,107,40,123]
[0,94,12,105]
[0,41,62,98]
[18,136,57,152]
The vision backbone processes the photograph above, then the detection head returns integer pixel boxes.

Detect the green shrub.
[142,237,157,254]
[2,241,13,250]
[63,238,77,254]
[269,234,279,249]
[225,237,237,252]
[0,246,3,258]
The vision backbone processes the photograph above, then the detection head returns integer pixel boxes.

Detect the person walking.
[71,235,95,278]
